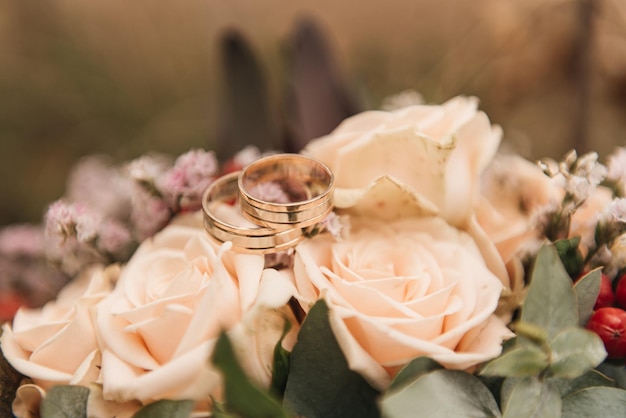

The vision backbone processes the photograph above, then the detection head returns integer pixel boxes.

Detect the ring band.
[238,154,334,228]
[202,172,304,254]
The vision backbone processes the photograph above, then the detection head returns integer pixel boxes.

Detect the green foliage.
[212,332,290,418]
[283,300,380,418]
[561,387,626,417]
[269,319,292,400]
[388,357,442,391]
[480,346,549,377]
[40,385,89,418]
[501,377,561,418]
[573,269,601,327]
[555,237,584,279]
[132,399,195,418]
[522,245,579,340]
[381,370,502,418]
[384,244,621,417]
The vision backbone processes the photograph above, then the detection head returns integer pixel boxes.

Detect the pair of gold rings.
[202,154,335,254]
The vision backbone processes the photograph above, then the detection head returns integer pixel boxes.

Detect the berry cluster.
[585,272,626,359]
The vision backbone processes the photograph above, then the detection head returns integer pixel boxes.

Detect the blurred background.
[1,0,625,226]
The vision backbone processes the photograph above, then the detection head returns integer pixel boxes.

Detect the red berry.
[615,274,626,309]
[594,273,615,309]
[0,291,26,323]
[586,307,626,358]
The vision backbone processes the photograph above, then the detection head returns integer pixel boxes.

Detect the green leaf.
[573,269,601,327]
[562,387,626,418]
[269,318,292,399]
[212,332,290,418]
[479,346,548,377]
[283,300,380,418]
[552,369,616,397]
[597,360,626,389]
[554,237,584,279]
[522,245,578,340]
[381,369,501,418]
[40,385,89,418]
[132,399,195,418]
[548,328,606,379]
[388,357,443,391]
[502,377,561,418]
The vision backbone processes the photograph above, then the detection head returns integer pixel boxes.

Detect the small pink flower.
[158,149,218,212]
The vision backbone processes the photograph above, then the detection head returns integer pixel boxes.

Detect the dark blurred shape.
[282,16,361,152]
[216,31,281,161]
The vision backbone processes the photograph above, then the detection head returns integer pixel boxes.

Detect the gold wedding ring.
[238,154,335,229]
[202,172,304,254]
[202,154,335,254]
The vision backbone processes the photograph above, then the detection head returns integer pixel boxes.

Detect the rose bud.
[586,307,626,358]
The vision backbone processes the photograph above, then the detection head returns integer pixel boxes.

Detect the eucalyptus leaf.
[283,300,380,418]
[269,318,292,399]
[502,377,561,418]
[132,399,195,418]
[554,237,583,279]
[597,361,626,389]
[212,332,290,418]
[548,328,606,379]
[40,385,89,418]
[573,269,601,327]
[522,245,578,341]
[552,369,616,397]
[388,357,442,391]
[479,346,548,378]
[381,369,501,418]
[499,377,520,411]
[561,387,626,418]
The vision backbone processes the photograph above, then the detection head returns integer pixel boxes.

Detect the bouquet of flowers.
[2,95,626,418]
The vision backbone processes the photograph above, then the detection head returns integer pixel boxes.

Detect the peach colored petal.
[12,384,45,418]
[86,383,142,418]
[1,325,73,386]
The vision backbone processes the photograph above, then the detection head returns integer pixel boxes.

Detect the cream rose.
[292,215,513,390]
[304,96,502,228]
[478,154,560,263]
[1,265,114,389]
[94,212,297,406]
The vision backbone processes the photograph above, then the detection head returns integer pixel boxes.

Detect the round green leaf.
[389,357,443,391]
[522,246,578,340]
[562,387,626,418]
[132,399,195,418]
[573,269,601,327]
[502,377,561,418]
[480,346,548,378]
[381,369,501,418]
[40,385,89,418]
[283,300,380,418]
[548,328,606,379]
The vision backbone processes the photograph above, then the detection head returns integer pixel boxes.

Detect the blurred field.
[1,0,625,225]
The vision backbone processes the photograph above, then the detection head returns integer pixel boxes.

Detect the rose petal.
[12,384,45,418]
